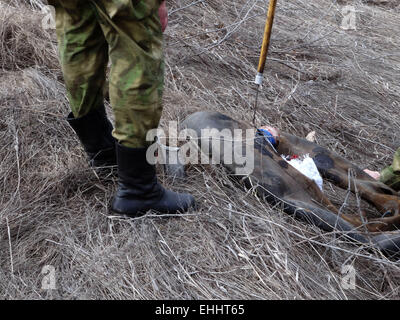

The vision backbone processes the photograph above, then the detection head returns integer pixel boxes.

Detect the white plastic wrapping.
[283,154,323,191]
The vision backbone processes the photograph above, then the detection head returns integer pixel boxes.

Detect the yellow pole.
[253,0,278,126]
[255,0,278,85]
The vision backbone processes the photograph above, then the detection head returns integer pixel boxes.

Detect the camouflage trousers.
[48,0,164,147]
[380,147,400,191]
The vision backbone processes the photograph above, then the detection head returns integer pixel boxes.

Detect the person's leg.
[49,0,116,168]
[91,0,194,215]
[94,0,164,148]
[50,0,108,117]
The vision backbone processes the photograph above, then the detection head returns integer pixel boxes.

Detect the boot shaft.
[116,143,163,199]
[67,106,116,167]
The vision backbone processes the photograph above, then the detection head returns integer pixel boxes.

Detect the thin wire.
[252,84,259,127]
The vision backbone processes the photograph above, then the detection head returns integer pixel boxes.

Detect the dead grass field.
[0,0,399,299]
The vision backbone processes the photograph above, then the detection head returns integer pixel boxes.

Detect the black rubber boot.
[111,143,195,217]
[67,106,117,168]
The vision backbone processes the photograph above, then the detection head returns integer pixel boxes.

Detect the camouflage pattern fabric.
[380,148,400,192]
[48,0,164,147]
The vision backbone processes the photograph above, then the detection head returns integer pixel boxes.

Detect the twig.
[169,0,207,15]
[6,217,14,276]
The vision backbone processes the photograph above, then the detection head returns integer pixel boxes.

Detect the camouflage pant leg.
[49,0,108,118]
[94,0,165,148]
[380,147,400,191]
[50,0,164,148]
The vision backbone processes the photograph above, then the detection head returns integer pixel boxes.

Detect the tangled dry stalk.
[0,0,399,299]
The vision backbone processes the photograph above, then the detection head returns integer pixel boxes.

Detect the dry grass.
[0,0,400,299]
